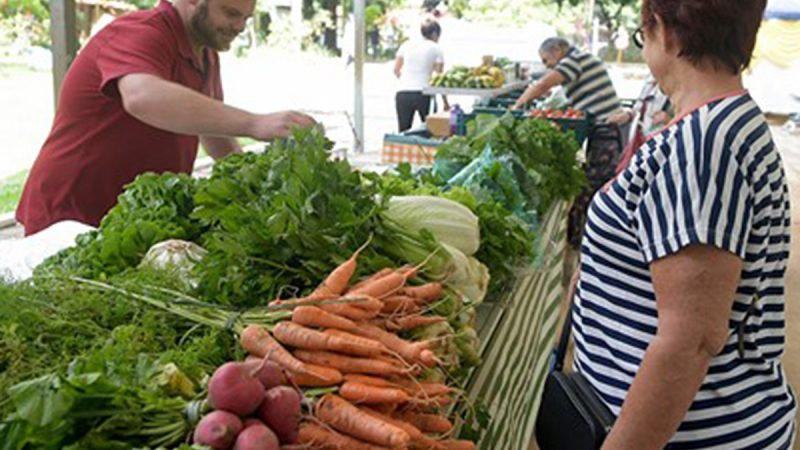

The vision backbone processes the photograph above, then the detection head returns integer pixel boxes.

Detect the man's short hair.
[421,18,441,40]
[540,37,572,54]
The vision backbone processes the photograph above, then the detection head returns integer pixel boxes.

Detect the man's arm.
[200,136,241,160]
[511,70,566,110]
[118,73,315,141]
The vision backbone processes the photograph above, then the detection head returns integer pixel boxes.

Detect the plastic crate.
[455,107,592,145]
[381,133,443,165]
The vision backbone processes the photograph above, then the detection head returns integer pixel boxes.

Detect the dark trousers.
[396,91,432,132]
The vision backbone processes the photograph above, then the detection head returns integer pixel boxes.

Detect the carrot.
[313,238,372,297]
[315,394,411,448]
[349,323,429,365]
[349,268,393,292]
[351,295,384,312]
[297,422,392,450]
[360,407,423,441]
[286,362,343,387]
[292,305,359,332]
[392,379,452,398]
[380,295,421,315]
[269,292,338,308]
[343,374,405,390]
[400,283,443,303]
[348,270,407,299]
[239,324,324,378]
[323,329,389,354]
[340,381,410,404]
[397,412,453,434]
[293,350,405,376]
[389,315,446,332]
[321,301,380,321]
[273,322,385,357]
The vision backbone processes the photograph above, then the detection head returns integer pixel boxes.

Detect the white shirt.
[396,39,444,92]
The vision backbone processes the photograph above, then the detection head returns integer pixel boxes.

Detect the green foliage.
[36,173,203,278]
[0,170,27,214]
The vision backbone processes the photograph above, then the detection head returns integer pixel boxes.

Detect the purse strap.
[553,296,574,372]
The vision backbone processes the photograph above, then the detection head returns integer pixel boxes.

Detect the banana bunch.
[431,64,505,89]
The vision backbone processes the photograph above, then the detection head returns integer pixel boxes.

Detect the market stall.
[0,110,583,449]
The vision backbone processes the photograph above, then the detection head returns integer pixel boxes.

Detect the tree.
[558,0,641,34]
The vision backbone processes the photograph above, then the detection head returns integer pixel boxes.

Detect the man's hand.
[607,109,633,125]
[651,111,670,127]
[248,111,316,141]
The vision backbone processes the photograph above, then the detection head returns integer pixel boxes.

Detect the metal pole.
[586,0,595,53]
[353,0,365,153]
[49,0,78,107]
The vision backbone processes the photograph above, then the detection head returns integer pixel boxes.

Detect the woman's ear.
[652,14,679,56]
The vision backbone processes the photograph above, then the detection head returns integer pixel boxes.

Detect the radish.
[208,362,266,416]
[244,355,285,389]
[242,418,264,429]
[193,410,243,449]
[258,386,302,444]
[233,423,280,450]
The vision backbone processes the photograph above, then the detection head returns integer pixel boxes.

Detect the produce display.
[430,64,505,89]
[527,108,585,119]
[0,120,584,449]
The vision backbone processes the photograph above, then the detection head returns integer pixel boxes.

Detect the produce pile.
[0,121,583,449]
[430,65,505,90]
[526,108,585,120]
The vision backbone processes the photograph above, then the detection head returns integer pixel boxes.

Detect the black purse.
[535,300,615,450]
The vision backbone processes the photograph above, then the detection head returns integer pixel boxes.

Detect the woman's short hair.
[421,18,441,40]
[642,0,767,74]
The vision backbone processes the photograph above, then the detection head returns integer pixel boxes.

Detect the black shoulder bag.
[534,300,615,450]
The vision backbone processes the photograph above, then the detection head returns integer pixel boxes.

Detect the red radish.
[233,423,280,450]
[244,356,285,389]
[258,386,302,444]
[242,418,264,429]
[192,410,243,449]
[208,362,265,416]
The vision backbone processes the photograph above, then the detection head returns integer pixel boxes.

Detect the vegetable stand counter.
[466,200,569,450]
[423,81,530,102]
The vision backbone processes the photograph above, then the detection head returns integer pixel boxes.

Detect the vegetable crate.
[456,107,592,145]
[381,133,443,165]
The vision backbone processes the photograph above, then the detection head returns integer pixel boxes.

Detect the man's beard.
[189,2,231,51]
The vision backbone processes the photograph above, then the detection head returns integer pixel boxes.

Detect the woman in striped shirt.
[574,0,797,449]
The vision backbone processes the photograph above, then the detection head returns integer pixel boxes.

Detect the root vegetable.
[208,362,265,416]
[259,385,302,444]
[193,410,243,449]
[273,321,384,357]
[315,394,410,448]
[244,356,285,389]
[297,422,392,450]
[233,423,280,450]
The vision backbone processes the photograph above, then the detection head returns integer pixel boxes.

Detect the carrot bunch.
[237,244,477,450]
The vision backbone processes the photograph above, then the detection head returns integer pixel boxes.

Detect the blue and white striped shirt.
[574,92,797,449]
[554,47,621,120]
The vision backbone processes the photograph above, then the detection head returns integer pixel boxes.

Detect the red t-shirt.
[16,0,223,236]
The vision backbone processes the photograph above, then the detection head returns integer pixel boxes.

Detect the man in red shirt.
[16,0,315,236]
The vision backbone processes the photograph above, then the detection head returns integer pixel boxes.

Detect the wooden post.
[50,0,79,107]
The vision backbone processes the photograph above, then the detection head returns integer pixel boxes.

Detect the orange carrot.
[269,292,338,308]
[348,270,407,299]
[398,412,453,434]
[349,323,429,365]
[297,422,392,450]
[388,315,446,332]
[292,305,359,332]
[323,329,389,354]
[380,295,421,315]
[351,295,385,312]
[400,283,443,303]
[239,324,324,378]
[343,374,405,390]
[273,321,385,357]
[340,381,410,404]
[315,394,411,448]
[360,407,423,441]
[349,268,394,292]
[321,301,380,321]
[313,239,372,297]
[286,362,343,387]
[392,379,452,398]
[293,350,405,376]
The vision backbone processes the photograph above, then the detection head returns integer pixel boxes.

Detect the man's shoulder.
[96,7,172,40]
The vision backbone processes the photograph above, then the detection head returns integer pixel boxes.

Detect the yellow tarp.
[752,20,800,68]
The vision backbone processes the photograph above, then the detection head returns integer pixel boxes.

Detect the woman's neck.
[667,62,744,116]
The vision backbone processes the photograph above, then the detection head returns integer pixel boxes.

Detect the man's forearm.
[601,337,713,450]
[120,74,256,138]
